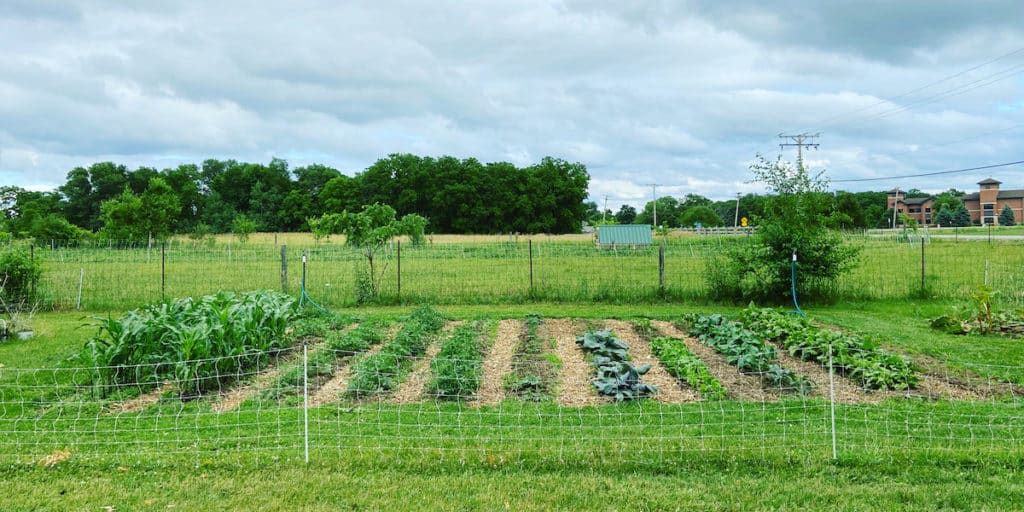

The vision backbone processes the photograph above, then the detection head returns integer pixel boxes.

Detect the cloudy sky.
[1,0,1022,209]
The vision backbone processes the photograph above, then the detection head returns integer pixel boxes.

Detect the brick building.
[887,178,1024,226]
[961,178,1024,226]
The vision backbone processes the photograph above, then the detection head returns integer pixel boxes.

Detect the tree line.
[585,187,975,230]
[0,154,590,241]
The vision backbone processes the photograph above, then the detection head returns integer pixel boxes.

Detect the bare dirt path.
[545,319,608,407]
[390,321,465,404]
[470,319,521,407]
[604,320,699,404]
[651,321,777,402]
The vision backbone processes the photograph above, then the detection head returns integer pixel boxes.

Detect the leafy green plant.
[688,314,812,395]
[741,306,917,391]
[0,248,41,310]
[504,314,557,401]
[346,306,445,397]
[649,336,726,399]
[79,290,299,397]
[426,322,489,400]
[575,329,657,401]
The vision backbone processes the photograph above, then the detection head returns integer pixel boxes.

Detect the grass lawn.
[2,303,1023,510]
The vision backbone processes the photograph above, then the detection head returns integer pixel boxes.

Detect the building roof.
[887,188,902,194]
[961,189,1024,201]
[597,224,652,245]
[978,178,1002,185]
[902,197,933,205]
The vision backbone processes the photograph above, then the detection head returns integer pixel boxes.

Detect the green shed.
[596,224,653,247]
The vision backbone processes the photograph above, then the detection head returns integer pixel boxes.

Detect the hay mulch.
[545,318,609,407]
[389,321,465,404]
[469,319,521,407]
[603,320,699,404]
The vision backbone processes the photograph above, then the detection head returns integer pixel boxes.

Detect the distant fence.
[9,236,1024,310]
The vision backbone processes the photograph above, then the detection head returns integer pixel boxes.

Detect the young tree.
[231,214,257,243]
[935,204,954,227]
[707,155,860,302]
[952,203,972,227]
[999,204,1016,226]
[309,203,427,299]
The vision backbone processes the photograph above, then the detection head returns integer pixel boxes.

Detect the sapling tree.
[309,203,427,299]
[707,155,860,302]
[999,204,1016,226]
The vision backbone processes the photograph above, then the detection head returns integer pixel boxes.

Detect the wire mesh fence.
[9,235,1024,310]
[2,318,1022,469]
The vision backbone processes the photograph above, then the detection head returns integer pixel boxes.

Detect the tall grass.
[22,235,1024,310]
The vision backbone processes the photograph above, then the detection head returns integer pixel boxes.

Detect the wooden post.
[281,245,288,294]
[658,243,665,289]
[920,237,925,295]
[529,239,534,295]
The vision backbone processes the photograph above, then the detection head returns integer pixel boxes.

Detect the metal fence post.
[397,240,401,301]
[303,343,310,465]
[161,243,166,301]
[829,342,837,461]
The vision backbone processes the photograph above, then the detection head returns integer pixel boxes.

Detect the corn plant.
[79,290,299,397]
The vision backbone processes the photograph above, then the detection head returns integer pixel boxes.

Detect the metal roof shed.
[597,224,652,247]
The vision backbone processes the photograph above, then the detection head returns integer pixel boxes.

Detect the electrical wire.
[831,159,1024,183]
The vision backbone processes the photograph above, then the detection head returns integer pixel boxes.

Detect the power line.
[831,159,1024,183]
[796,45,1024,133]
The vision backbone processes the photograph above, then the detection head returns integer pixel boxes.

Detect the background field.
[20,232,1024,310]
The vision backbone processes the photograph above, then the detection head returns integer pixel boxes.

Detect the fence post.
[920,237,925,295]
[303,343,310,465]
[397,240,401,301]
[77,268,84,310]
[528,239,534,296]
[281,245,288,294]
[161,243,166,301]
[828,341,837,461]
[658,243,665,290]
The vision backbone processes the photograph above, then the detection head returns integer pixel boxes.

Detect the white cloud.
[0,0,1022,208]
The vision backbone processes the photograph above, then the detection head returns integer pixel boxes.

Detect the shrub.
[0,248,41,310]
[707,155,860,302]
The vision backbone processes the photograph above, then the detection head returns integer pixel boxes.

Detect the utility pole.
[734,192,741,228]
[647,184,659,227]
[778,133,820,170]
[602,195,608,223]
[892,187,900,230]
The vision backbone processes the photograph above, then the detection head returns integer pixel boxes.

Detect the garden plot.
[651,321,777,402]
[470,319,521,407]
[604,320,698,403]
[546,318,607,407]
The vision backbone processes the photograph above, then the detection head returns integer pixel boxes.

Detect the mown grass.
[3,305,1024,510]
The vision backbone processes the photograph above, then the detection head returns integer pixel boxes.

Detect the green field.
[2,301,1023,510]
[22,234,1024,310]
